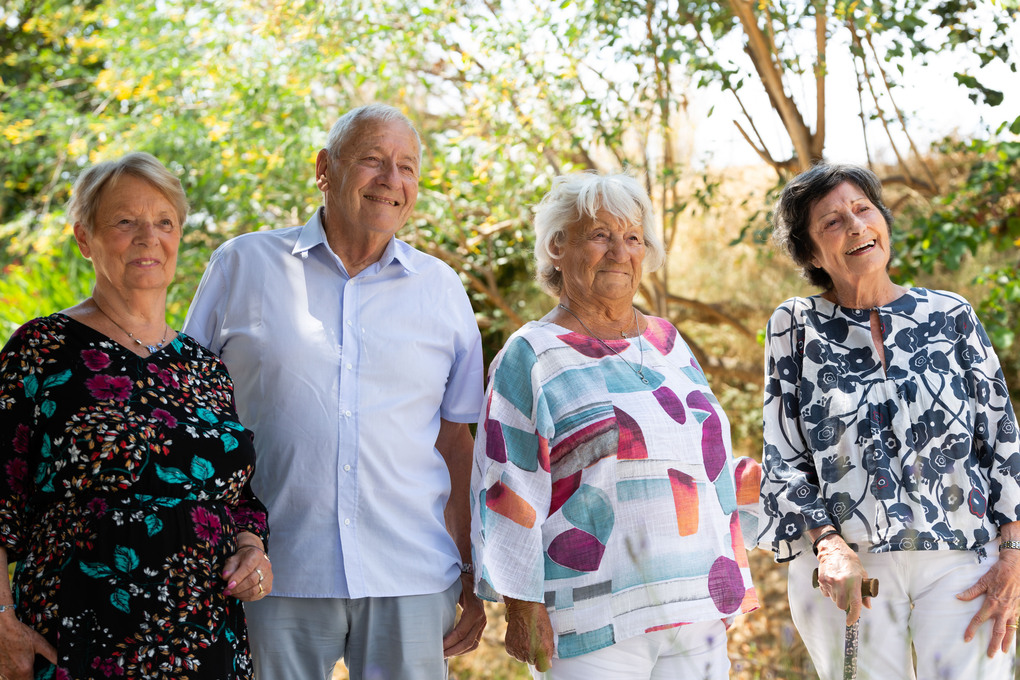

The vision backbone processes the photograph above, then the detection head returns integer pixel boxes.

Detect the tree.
[2,0,1016,387]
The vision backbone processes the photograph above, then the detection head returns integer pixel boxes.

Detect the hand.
[0,613,57,680]
[503,597,554,672]
[222,543,273,602]
[957,548,1020,657]
[814,534,872,625]
[442,573,487,657]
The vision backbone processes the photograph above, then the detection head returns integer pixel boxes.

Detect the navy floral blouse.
[759,288,1020,562]
[0,314,268,679]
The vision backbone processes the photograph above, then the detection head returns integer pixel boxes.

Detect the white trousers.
[788,546,1017,680]
[532,619,729,680]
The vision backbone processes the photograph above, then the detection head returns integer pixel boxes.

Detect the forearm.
[0,545,13,606]
[436,419,475,564]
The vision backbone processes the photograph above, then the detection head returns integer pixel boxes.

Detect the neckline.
[56,312,179,358]
[823,286,915,312]
[541,318,650,345]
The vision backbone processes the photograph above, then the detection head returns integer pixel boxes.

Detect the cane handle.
[812,568,879,597]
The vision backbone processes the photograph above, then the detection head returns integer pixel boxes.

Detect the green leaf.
[110,588,131,613]
[145,514,163,536]
[191,456,215,480]
[42,370,72,389]
[155,464,191,485]
[23,374,38,400]
[79,561,114,579]
[113,546,139,573]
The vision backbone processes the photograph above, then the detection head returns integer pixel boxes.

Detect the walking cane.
[812,568,880,680]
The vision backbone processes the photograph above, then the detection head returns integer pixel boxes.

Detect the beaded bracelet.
[0,604,14,613]
[812,529,842,556]
[1001,540,1020,551]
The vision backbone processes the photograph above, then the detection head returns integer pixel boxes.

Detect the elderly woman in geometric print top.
[471,171,759,680]
[758,162,1020,680]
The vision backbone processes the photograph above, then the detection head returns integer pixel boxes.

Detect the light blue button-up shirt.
[184,210,484,598]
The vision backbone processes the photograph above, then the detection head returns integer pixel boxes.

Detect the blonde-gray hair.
[534,172,664,296]
[67,152,189,233]
[324,103,422,165]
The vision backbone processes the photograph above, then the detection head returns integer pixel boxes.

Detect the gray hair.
[67,152,189,233]
[324,104,422,164]
[534,172,665,297]
[771,162,894,290]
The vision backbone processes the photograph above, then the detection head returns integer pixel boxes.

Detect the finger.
[862,595,872,610]
[221,553,242,580]
[964,608,989,643]
[442,620,474,657]
[33,630,58,665]
[845,593,864,626]
[1002,623,1017,654]
[956,580,987,602]
[534,649,552,673]
[987,621,1006,658]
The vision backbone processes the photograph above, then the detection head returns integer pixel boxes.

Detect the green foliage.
[897,116,1020,349]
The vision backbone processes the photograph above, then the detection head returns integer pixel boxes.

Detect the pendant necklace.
[93,299,169,355]
[558,304,649,385]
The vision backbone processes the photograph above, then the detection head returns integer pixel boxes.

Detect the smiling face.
[553,209,646,305]
[319,118,420,240]
[807,181,892,292]
[74,174,182,298]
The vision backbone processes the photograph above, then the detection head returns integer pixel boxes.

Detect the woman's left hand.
[222,534,273,601]
[957,547,1020,657]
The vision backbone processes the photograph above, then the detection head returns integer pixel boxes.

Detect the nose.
[376,160,401,186]
[848,211,867,234]
[132,219,159,243]
[606,234,628,260]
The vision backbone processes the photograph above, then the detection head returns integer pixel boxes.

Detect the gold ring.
[256,568,264,582]
[258,583,264,596]
[1007,622,1018,629]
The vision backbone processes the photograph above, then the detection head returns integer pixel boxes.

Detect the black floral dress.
[0,314,269,679]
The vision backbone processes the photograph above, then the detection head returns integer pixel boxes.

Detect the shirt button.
[345,410,352,417]
[346,363,353,370]
[344,518,351,526]
[343,464,351,472]
[346,320,353,326]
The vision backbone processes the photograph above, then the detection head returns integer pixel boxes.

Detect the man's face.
[323,118,420,239]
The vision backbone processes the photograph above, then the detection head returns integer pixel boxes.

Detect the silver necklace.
[93,299,168,355]
[558,304,649,384]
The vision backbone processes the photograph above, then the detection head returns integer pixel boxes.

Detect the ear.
[73,223,91,259]
[315,150,329,191]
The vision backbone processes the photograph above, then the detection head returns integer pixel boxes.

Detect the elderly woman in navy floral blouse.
[0,153,271,679]
[758,163,1020,680]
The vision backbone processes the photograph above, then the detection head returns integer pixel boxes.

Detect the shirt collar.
[290,208,419,275]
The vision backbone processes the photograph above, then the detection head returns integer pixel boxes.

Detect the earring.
[555,266,561,271]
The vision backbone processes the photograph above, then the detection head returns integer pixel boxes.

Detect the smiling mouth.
[365,195,399,206]
[845,240,876,255]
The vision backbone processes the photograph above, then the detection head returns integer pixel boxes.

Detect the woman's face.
[553,209,646,305]
[807,181,892,291]
[74,174,182,299]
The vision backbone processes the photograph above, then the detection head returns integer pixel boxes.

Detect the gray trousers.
[244,579,461,680]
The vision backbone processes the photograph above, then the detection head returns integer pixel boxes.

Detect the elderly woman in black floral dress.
[0,152,271,680]
[758,163,1020,680]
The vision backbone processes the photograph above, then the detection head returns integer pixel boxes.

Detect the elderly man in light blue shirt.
[183,104,486,680]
